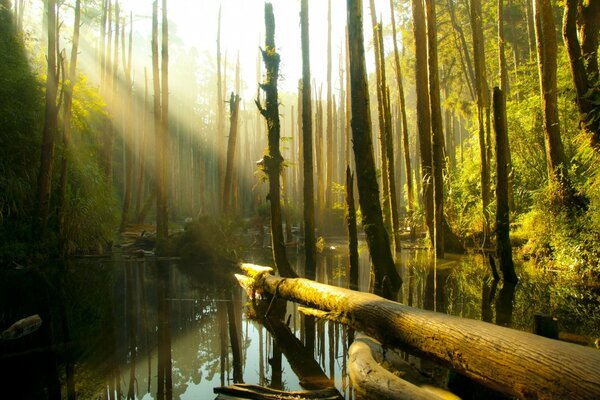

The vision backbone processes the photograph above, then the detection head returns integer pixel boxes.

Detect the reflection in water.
[0,243,597,399]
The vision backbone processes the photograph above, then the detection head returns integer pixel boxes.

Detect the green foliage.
[0,7,43,226]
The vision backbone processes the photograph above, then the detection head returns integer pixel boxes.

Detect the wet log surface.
[213,384,342,400]
[237,264,600,400]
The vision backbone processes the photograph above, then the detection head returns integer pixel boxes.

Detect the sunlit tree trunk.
[375,27,402,253]
[447,0,476,100]
[347,0,401,298]
[222,92,240,215]
[534,0,576,205]
[325,0,333,209]
[525,0,536,61]
[411,0,434,246]
[216,6,225,205]
[35,0,59,242]
[367,0,391,235]
[134,68,148,222]
[300,0,316,280]
[563,0,600,151]
[256,3,297,279]
[390,0,415,240]
[470,0,491,237]
[425,0,445,259]
[56,0,81,245]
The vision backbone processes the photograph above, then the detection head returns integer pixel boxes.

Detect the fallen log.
[213,383,342,400]
[0,315,42,340]
[237,264,600,400]
[348,336,455,400]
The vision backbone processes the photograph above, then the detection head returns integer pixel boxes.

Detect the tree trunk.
[156,0,169,251]
[35,0,59,242]
[525,0,536,61]
[238,265,600,400]
[326,0,333,210]
[216,6,225,205]
[347,0,401,298]
[56,0,81,243]
[256,3,297,279]
[120,12,134,232]
[497,0,515,212]
[470,0,491,237]
[424,0,445,259]
[223,93,241,215]
[135,68,148,221]
[390,0,415,239]
[534,0,575,205]
[447,0,476,100]
[345,167,359,290]
[411,0,434,247]
[563,0,600,151]
[493,87,517,283]
[368,1,392,235]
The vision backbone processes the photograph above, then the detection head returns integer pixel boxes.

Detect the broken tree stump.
[236,263,600,400]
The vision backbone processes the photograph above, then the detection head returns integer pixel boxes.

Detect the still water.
[1,239,598,399]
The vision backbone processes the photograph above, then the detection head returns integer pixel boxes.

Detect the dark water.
[1,240,598,399]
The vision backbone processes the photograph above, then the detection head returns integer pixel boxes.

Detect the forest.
[0,0,599,399]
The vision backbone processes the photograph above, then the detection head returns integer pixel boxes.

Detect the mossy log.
[237,264,600,400]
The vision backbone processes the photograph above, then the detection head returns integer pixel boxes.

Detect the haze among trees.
[0,0,599,281]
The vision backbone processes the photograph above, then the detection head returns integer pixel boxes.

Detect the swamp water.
[1,239,598,399]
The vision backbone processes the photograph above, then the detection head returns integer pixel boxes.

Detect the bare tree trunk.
[300,0,316,279]
[56,0,81,245]
[425,0,445,259]
[368,0,392,234]
[120,12,134,232]
[256,3,297,279]
[156,0,169,250]
[493,87,517,283]
[563,0,600,151]
[525,0,537,62]
[411,0,434,246]
[216,6,225,205]
[470,0,491,237]
[345,166,359,290]
[135,68,148,221]
[35,0,59,242]
[534,0,576,205]
[347,0,401,298]
[223,93,241,215]
[498,0,515,212]
[326,0,333,210]
[390,0,415,240]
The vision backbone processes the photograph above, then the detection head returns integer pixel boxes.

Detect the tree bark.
[326,0,333,209]
[411,0,434,247]
[256,3,297,279]
[345,167,359,290]
[347,0,401,298]
[389,0,414,239]
[216,6,225,204]
[238,266,600,400]
[156,0,169,251]
[120,12,134,232]
[35,0,59,242]
[222,92,241,215]
[300,0,316,280]
[493,87,517,283]
[563,0,600,151]
[470,0,491,237]
[424,0,445,259]
[56,0,81,243]
[534,0,575,204]
[368,1,392,234]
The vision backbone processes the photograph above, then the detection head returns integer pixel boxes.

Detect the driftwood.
[0,315,42,340]
[348,336,456,400]
[213,384,342,400]
[236,264,600,400]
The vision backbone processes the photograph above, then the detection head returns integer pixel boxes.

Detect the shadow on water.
[0,241,598,399]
